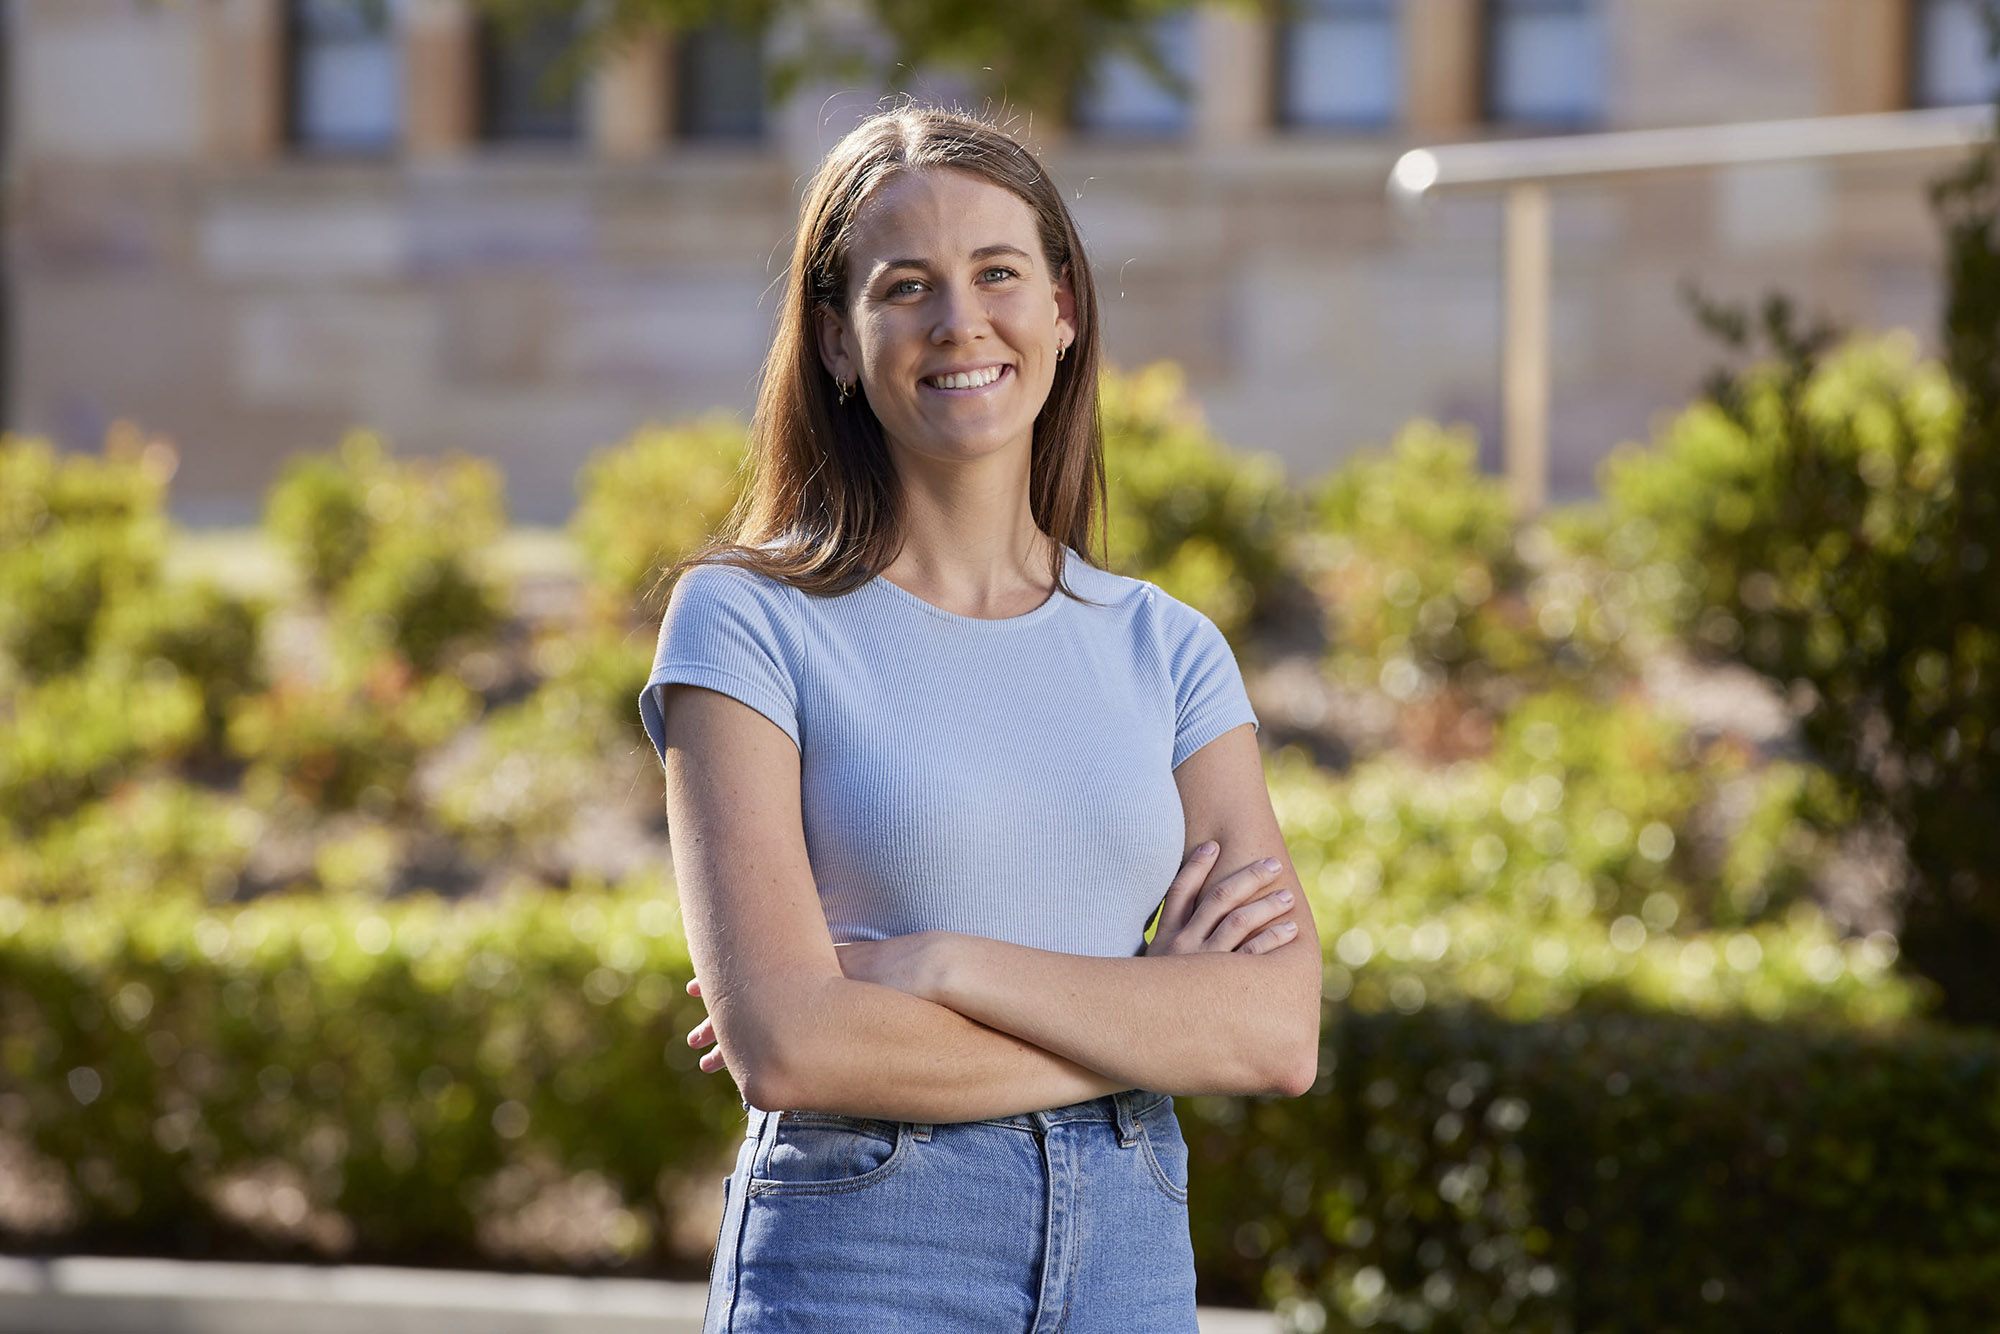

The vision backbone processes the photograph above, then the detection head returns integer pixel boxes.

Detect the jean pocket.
[748,1112,908,1197]
[1134,1097,1189,1204]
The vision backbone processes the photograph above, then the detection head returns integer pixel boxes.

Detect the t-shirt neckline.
[865,546,1072,628]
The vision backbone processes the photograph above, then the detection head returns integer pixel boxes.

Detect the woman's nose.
[929,283,988,344]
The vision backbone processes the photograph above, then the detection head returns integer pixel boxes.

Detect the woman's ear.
[816,305,857,385]
[1053,263,1079,356]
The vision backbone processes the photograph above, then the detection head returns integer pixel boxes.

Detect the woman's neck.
[878,457,1058,619]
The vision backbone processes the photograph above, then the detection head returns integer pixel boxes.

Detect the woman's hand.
[1143,841,1296,957]
[684,978,728,1075]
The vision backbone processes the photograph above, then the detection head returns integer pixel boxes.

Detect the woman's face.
[818,168,1077,476]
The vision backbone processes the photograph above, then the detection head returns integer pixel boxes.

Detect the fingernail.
[1260,857,1282,872]
[1196,841,1218,856]
[1280,921,1298,933]
[1276,888,1293,904]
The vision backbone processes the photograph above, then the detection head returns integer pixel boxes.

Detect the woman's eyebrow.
[872,243,1033,276]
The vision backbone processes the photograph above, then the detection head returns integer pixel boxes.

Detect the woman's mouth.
[922,364,1011,393]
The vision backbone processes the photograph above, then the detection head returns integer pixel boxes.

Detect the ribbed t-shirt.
[637,547,1259,959]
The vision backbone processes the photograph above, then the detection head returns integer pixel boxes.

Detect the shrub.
[1310,424,1637,728]
[0,429,173,681]
[1601,331,2000,1022]
[1273,691,1918,1029]
[266,431,506,593]
[1101,363,1296,645]
[226,660,478,818]
[0,426,268,812]
[94,577,268,753]
[426,676,630,866]
[262,433,379,598]
[0,781,259,904]
[529,621,655,738]
[1182,1004,2000,1332]
[265,432,510,677]
[332,528,509,679]
[0,665,206,833]
[0,881,740,1271]
[568,418,746,620]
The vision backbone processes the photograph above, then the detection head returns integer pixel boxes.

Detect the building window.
[1280,0,1400,129]
[1913,0,2000,106]
[287,0,401,153]
[676,20,764,140]
[1074,14,1196,137]
[1486,0,1604,128]
[479,12,583,142]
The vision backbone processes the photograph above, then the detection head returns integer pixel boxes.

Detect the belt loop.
[1114,1090,1139,1148]
[911,1122,933,1143]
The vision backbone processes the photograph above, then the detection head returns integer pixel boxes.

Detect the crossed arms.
[657,683,1324,1124]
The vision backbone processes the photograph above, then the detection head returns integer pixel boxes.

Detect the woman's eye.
[886,278,924,297]
[981,267,1018,283]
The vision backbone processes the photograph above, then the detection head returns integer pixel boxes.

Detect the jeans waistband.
[742,1088,1168,1149]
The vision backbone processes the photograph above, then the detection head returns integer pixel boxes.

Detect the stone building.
[7,0,1996,522]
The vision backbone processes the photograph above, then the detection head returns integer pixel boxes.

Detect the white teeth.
[929,365,1003,390]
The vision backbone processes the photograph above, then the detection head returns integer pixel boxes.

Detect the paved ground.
[0,1256,1281,1333]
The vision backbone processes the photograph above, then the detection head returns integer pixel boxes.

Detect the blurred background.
[6,2,2000,1331]
[12,0,1992,518]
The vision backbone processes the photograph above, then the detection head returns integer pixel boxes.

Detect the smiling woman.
[636,106,1321,1333]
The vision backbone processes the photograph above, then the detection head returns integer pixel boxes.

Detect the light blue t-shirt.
[637,547,1259,959]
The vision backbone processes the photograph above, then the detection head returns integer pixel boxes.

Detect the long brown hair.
[666,105,1106,600]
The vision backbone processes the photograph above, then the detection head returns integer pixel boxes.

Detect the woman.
[638,106,1322,1333]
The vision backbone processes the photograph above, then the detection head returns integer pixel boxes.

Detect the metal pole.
[1502,182,1550,514]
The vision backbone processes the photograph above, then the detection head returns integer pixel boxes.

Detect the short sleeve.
[1167,607,1259,769]
[637,563,802,764]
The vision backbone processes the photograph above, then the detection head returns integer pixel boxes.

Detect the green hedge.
[0,884,742,1272]
[1184,1004,2000,1332]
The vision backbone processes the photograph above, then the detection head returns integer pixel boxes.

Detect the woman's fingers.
[686,979,727,1072]
[1149,841,1218,951]
[1184,856,1289,945]
[687,1015,728,1075]
[688,1019,729,1075]
[1201,879,1296,953]
[1237,918,1301,955]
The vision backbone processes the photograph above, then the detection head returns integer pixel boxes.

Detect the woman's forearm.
[925,935,1322,1097]
[747,973,1126,1122]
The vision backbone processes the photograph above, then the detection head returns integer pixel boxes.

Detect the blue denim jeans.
[702,1088,1199,1332]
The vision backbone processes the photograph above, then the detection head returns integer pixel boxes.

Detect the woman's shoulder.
[1064,555,1227,646]
[667,555,797,613]
[653,557,809,660]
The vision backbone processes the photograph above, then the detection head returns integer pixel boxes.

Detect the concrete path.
[0,1256,1280,1333]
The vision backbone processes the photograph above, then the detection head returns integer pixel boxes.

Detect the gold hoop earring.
[836,378,853,405]
[1056,342,1067,363]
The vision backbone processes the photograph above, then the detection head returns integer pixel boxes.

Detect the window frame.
[1481,0,1606,131]
[1071,12,1199,139]
[1909,0,2000,109]
[284,0,404,157]
[476,10,587,146]
[1275,0,1401,132]
[673,18,767,144]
